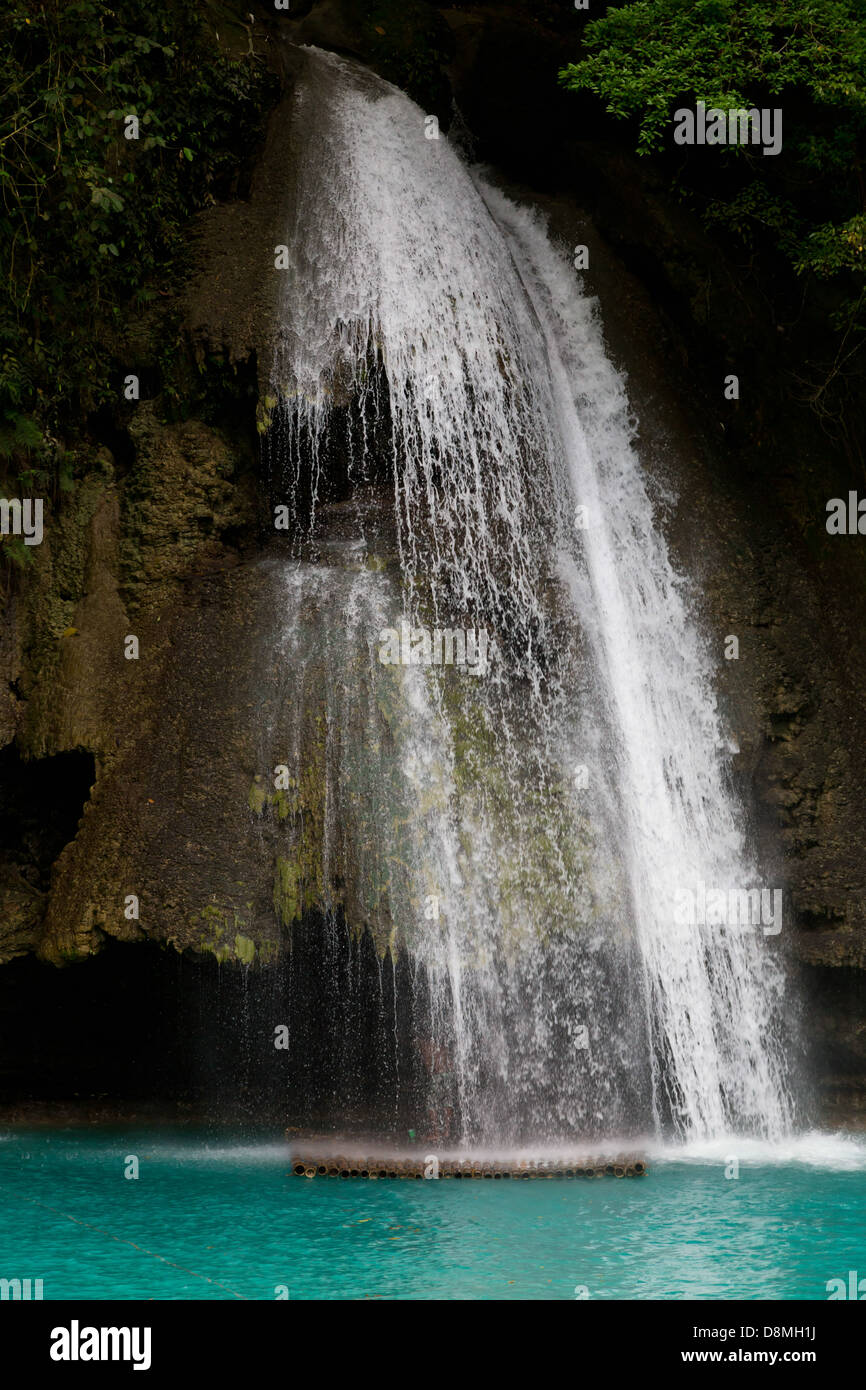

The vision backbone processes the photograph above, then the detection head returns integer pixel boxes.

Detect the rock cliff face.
[0,0,863,1124]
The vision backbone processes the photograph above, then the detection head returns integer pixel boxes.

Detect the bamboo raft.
[289,1154,648,1179]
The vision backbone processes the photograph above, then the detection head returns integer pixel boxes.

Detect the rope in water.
[2,1186,249,1300]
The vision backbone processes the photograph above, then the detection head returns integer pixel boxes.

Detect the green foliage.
[0,0,276,497]
[794,213,866,277]
[560,0,866,378]
[561,0,866,157]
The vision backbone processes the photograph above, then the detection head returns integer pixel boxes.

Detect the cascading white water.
[489,191,795,1139]
[265,45,795,1142]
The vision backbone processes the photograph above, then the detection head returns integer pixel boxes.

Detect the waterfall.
[263,45,795,1143]
[489,191,795,1139]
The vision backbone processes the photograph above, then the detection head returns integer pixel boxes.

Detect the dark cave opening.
[0,926,434,1138]
[0,746,96,893]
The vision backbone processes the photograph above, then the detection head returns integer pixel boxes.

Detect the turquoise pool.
[1,1130,863,1300]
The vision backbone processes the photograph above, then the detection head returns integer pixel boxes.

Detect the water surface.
[1,1130,862,1300]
